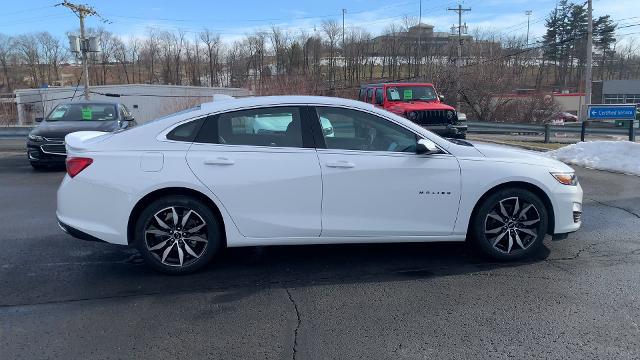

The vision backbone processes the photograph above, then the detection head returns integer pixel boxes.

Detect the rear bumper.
[57,174,133,245]
[57,218,106,243]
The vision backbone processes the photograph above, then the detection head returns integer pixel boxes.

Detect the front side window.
[386,85,437,102]
[315,107,417,153]
[197,107,303,148]
[46,103,117,121]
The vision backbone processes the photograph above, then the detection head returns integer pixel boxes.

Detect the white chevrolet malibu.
[57,96,582,274]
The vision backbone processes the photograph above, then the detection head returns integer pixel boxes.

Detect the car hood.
[469,141,574,172]
[387,101,454,113]
[30,121,120,138]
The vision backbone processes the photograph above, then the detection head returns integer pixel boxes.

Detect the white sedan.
[57,96,582,274]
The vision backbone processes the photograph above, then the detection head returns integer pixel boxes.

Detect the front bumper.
[26,140,66,164]
[424,124,467,137]
[550,183,583,236]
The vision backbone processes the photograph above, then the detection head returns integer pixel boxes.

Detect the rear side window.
[358,88,366,101]
[195,107,303,148]
[375,88,384,104]
[166,118,205,142]
[365,89,373,103]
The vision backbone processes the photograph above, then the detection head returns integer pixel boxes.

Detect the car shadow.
[81,241,552,305]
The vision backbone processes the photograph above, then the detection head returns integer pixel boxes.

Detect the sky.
[0,0,639,45]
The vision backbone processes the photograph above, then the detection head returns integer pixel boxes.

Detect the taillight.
[66,157,93,178]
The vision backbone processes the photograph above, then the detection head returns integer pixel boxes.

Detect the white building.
[14,84,251,125]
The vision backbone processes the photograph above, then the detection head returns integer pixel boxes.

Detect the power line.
[0,5,57,18]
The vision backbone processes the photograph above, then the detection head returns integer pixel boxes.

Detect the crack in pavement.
[546,243,598,261]
[284,287,301,360]
[588,197,640,219]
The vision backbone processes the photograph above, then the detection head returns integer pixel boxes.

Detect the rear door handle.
[325,161,355,168]
[204,157,235,165]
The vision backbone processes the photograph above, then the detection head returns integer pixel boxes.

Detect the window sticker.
[403,89,413,100]
[389,88,400,100]
[82,107,92,120]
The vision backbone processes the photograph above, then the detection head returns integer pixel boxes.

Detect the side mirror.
[35,117,44,123]
[124,116,135,121]
[438,95,445,102]
[416,138,440,155]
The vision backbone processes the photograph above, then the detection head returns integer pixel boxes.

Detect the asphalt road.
[1,152,639,360]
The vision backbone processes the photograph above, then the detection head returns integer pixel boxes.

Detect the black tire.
[470,188,548,261]
[134,195,222,274]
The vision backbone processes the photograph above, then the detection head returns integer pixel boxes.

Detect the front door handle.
[204,157,235,165]
[325,161,355,168]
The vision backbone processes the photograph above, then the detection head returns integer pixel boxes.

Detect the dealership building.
[592,80,640,105]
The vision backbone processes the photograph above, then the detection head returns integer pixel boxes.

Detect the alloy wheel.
[144,206,208,267]
[484,196,541,254]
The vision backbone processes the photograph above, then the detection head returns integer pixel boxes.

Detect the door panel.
[312,106,461,237]
[187,146,322,238]
[317,150,460,236]
[186,106,322,238]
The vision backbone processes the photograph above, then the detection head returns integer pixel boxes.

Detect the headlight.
[551,172,578,186]
[28,134,44,142]
[406,111,419,121]
[447,110,455,119]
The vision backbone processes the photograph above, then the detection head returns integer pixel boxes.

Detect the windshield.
[386,86,437,102]
[46,103,118,121]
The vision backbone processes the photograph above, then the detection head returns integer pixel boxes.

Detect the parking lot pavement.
[0,153,639,360]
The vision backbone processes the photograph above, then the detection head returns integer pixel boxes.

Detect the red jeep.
[358,83,467,138]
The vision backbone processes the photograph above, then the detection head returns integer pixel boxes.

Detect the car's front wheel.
[470,188,548,260]
[134,195,222,274]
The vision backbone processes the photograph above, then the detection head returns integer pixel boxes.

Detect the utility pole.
[584,0,593,120]
[417,0,422,77]
[56,1,102,100]
[342,8,347,82]
[525,10,532,46]
[448,4,471,113]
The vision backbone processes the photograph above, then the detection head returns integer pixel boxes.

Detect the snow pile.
[546,141,640,176]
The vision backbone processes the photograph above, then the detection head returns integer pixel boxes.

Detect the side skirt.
[227,234,467,247]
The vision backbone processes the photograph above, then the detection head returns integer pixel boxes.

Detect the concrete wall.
[14,84,251,125]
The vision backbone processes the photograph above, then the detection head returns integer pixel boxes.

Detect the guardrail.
[468,121,637,142]
[0,126,33,138]
[1,122,637,141]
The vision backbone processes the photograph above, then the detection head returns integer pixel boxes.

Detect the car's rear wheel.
[471,188,548,260]
[134,195,221,274]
